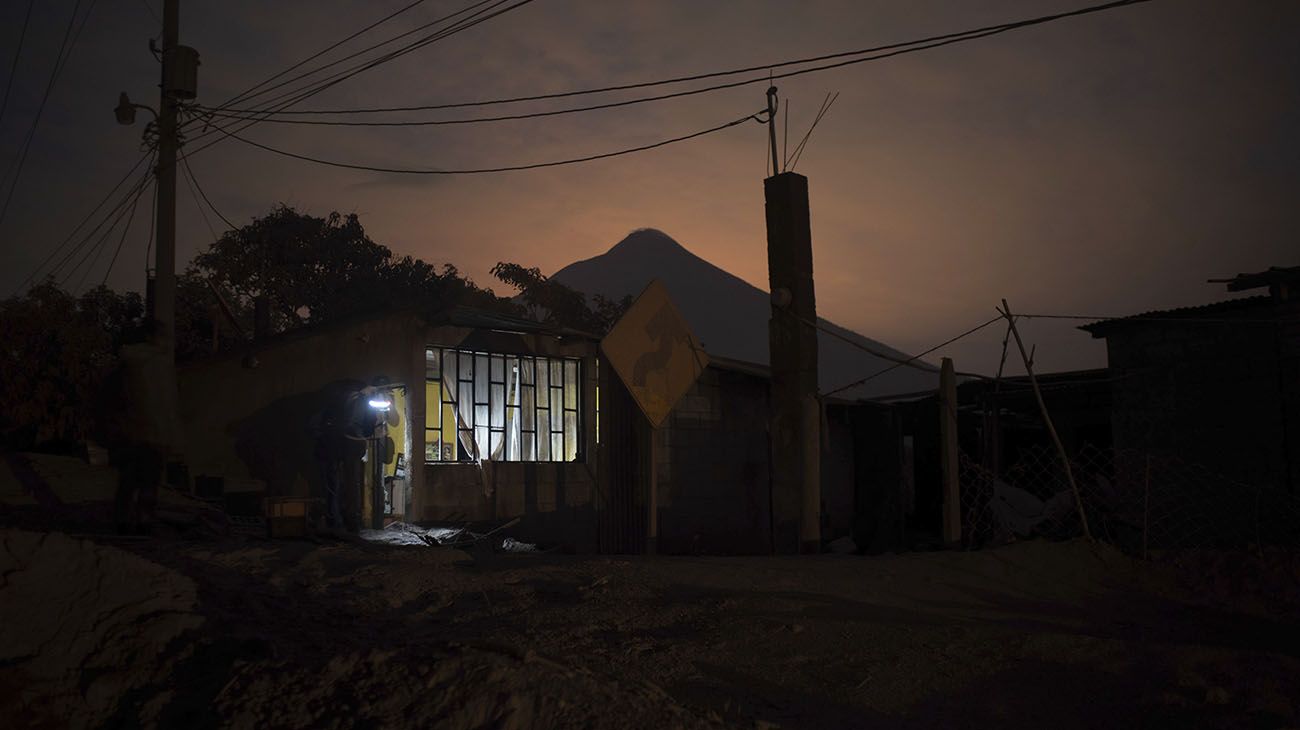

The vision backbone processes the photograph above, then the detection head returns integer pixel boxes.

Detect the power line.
[180,155,218,241]
[212,0,441,114]
[65,175,151,291]
[0,0,99,230]
[12,150,154,294]
[192,0,1151,132]
[102,178,154,288]
[215,0,1154,119]
[0,0,37,130]
[180,153,238,231]
[824,315,1004,398]
[46,168,154,287]
[1017,311,1292,325]
[214,109,766,175]
[180,0,532,157]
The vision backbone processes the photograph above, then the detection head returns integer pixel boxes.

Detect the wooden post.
[939,358,961,546]
[1000,299,1092,540]
[647,425,658,555]
[1142,453,1150,560]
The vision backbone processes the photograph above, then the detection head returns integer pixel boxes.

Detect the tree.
[490,262,630,335]
[0,282,144,450]
[188,205,514,342]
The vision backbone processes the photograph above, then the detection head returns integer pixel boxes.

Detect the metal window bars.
[424,347,582,463]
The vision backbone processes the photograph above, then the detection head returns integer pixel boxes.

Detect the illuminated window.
[425,348,582,463]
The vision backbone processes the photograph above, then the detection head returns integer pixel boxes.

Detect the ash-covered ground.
[3,455,1299,729]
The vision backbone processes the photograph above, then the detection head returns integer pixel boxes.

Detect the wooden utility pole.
[154,0,179,361]
[999,299,1092,540]
[939,357,961,546]
[765,93,821,553]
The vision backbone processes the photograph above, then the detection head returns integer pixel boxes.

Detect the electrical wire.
[191,0,1149,133]
[180,155,218,241]
[823,315,1004,398]
[101,178,154,287]
[212,0,442,114]
[180,152,238,231]
[12,150,154,294]
[212,109,766,175]
[65,175,151,291]
[0,0,95,230]
[1016,312,1290,325]
[0,0,37,130]
[213,0,1154,119]
[46,168,154,286]
[180,0,533,157]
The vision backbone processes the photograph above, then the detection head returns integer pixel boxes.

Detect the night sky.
[1,0,1296,376]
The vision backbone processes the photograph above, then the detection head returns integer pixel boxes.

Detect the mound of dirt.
[215,642,717,730]
[0,530,204,730]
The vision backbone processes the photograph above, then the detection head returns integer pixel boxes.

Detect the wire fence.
[959,443,1300,556]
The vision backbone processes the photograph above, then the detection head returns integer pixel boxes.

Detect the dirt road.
[4,527,1298,729]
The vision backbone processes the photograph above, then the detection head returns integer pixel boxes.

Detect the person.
[309,377,389,533]
[94,342,174,535]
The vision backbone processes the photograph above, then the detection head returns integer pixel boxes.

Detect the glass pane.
[442,350,456,388]
[564,412,578,461]
[490,385,505,427]
[522,431,536,461]
[551,434,563,462]
[490,355,504,382]
[489,431,504,459]
[475,405,489,431]
[521,385,535,429]
[537,422,551,461]
[474,426,489,459]
[458,383,473,421]
[564,361,578,408]
[457,430,473,460]
[425,381,441,430]
[550,404,562,431]
[425,348,440,378]
[550,360,563,386]
[519,357,535,386]
[425,430,440,461]
[458,351,473,378]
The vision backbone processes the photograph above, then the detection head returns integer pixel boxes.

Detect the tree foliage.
[0,282,144,449]
[490,262,630,335]
[3,204,628,450]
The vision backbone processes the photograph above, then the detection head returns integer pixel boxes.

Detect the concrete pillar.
[765,172,821,554]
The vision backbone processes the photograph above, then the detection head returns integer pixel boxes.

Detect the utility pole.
[154,0,179,361]
[764,87,821,554]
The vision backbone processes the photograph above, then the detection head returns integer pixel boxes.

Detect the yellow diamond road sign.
[601,279,709,429]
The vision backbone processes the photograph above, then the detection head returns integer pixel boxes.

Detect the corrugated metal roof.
[1078,295,1274,336]
[430,306,599,340]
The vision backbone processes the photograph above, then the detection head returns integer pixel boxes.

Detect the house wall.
[654,366,773,554]
[179,312,423,500]
[1104,316,1291,489]
[179,313,602,550]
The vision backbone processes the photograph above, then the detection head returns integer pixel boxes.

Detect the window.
[425,348,582,463]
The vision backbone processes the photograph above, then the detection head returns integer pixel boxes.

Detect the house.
[1079,266,1300,492]
[179,305,604,549]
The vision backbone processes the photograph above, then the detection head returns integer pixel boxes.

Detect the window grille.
[425,348,582,463]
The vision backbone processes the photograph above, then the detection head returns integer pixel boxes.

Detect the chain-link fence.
[959,443,1300,556]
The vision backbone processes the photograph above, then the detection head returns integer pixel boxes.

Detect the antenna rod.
[766,85,779,178]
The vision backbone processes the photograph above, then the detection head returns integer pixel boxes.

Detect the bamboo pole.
[999,299,1092,540]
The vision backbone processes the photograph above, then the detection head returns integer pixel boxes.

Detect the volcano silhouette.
[551,228,937,399]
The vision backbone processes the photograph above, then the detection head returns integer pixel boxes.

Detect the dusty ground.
[3,454,1300,729]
